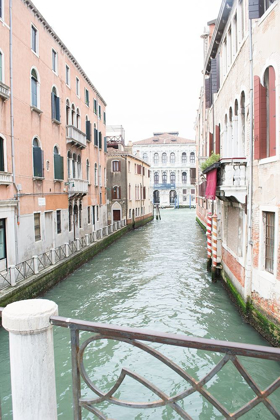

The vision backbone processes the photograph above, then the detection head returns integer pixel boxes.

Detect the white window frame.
[66,65,70,87]
[52,48,58,74]
[76,77,80,97]
[31,24,39,56]
[30,66,40,110]
[259,206,278,278]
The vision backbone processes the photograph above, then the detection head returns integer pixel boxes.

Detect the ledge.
[30,106,43,115]
[52,118,61,125]
[202,161,221,175]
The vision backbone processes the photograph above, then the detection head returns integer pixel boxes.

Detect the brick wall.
[222,247,245,287]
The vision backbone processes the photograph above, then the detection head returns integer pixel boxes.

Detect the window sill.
[54,179,63,182]
[259,155,278,165]
[31,49,39,58]
[52,118,61,125]
[33,177,44,181]
[31,106,43,115]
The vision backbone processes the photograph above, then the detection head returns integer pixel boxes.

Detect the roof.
[133,132,195,146]
[107,150,150,166]
[23,0,106,105]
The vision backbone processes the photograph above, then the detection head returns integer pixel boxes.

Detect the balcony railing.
[67,178,88,195]
[0,81,10,101]
[50,315,280,420]
[66,125,87,149]
[216,158,247,204]
[154,183,176,190]
[0,172,13,185]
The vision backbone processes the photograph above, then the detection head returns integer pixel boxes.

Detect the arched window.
[143,152,148,162]
[76,108,80,129]
[154,172,159,183]
[153,153,159,164]
[181,152,187,164]
[86,159,90,182]
[162,171,167,183]
[170,152,175,164]
[54,146,63,180]
[72,153,77,179]
[67,151,72,178]
[190,152,195,163]
[112,185,121,199]
[0,137,4,171]
[182,172,187,184]
[31,68,39,108]
[170,172,176,183]
[71,104,76,126]
[51,86,60,122]
[94,163,98,186]
[77,155,81,178]
[66,99,70,126]
[68,205,72,231]
[162,153,167,164]
[33,137,43,178]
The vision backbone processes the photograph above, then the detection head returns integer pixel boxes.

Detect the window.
[76,108,80,129]
[77,155,81,178]
[51,86,60,122]
[182,172,187,184]
[76,77,80,96]
[0,51,3,82]
[66,65,70,86]
[31,25,38,54]
[54,146,64,180]
[72,153,77,178]
[94,163,98,186]
[0,137,4,171]
[92,206,95,225]
[69,205,72,231]
[88,206,90,224]
[66,99,70,125]
[79,203,82,228]
[56,210,61,234]
[52,49,57,73]
[85,88,89,106]
[254,67,276,159]
[183,189,187,194]
[135,185,140,200]
[103,111,106,125]
[31,68,39,108]
[170,153,175,164]
[99,131,102,149]
[154,172,159,183]
[0,219,6,260]
[129,183,131,200]
[86,159,90,182]
[71,104,76,126]
[190,152,195,163]
[129,209,132,219]
[94,99,97,114]
[94,124,98,146]
[153,153,159,164]
[33,137,43,178]
[143,153,148,162]
[67,151,72,178]
[34,213,41,241]
[112,160,120,172]
[170,172,176,183]
[98,105,101,119]
[112,185,121,199]
[162,171,167,184]
[263,212,275,274]
[182,152,187,164]
[162,153,167,164]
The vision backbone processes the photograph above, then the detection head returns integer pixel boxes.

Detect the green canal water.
[0,209,279,419]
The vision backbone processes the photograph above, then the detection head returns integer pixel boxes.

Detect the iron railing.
[54,245,67,263]
[37,251,52,272]
[50,315,280,420]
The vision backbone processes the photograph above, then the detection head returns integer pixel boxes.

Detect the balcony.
[66,126,86,149]
[154,183,175,190]
[67,178,88,195]
[0,172,13,185]
[0,81,10,101]
[216,158,247,204]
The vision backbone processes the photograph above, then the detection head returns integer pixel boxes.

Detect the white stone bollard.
[2,299,58,420]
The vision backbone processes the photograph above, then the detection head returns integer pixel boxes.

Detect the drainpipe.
[9,0,19,264]
[97,97,101,225]
[245,18,254,301]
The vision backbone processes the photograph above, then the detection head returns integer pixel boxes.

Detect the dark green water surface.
[0,209,279,419]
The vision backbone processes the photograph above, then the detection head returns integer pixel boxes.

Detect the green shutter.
[0,138,4,171]
[33,147,43,177]
[54,154,64,180]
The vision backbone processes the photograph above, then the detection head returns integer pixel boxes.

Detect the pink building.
[0,0,107,272]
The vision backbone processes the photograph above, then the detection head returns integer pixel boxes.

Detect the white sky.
[32,0,222,142]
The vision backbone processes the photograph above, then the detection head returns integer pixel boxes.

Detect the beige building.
[106,127,153,226]
[0,0,107,273]
[196,0,280,340]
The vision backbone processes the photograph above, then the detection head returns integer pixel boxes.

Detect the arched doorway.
[169,190,177,205]
[153,190,160,204]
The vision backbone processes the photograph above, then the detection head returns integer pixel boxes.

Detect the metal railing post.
[70,328,82,420]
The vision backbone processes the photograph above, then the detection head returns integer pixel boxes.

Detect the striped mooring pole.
[211,214,218,282]
[206,212,212,272]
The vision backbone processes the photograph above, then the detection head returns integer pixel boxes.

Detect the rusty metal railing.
[50,315,280,420]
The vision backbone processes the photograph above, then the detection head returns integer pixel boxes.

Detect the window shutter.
[33,147,43,177]
[104,136,107,152]
[86,120,91,141]
[0,138,4,171]
[215,125,220,155]
[119,186,121,199]
[31,78,37,107]
[205,78,211,108]
[190,168,196,185]
[51,92,56,120]
[209,133,214,156]
[249,0,264,19]
[94,129,98,146]
[254,75,267,160]
[54,154,64,180]
[211,57,220,94]
[99,132,102,149]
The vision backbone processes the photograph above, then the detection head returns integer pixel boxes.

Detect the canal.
[0,209,279,419]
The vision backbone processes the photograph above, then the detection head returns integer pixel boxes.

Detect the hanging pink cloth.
[205,168,217,199]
